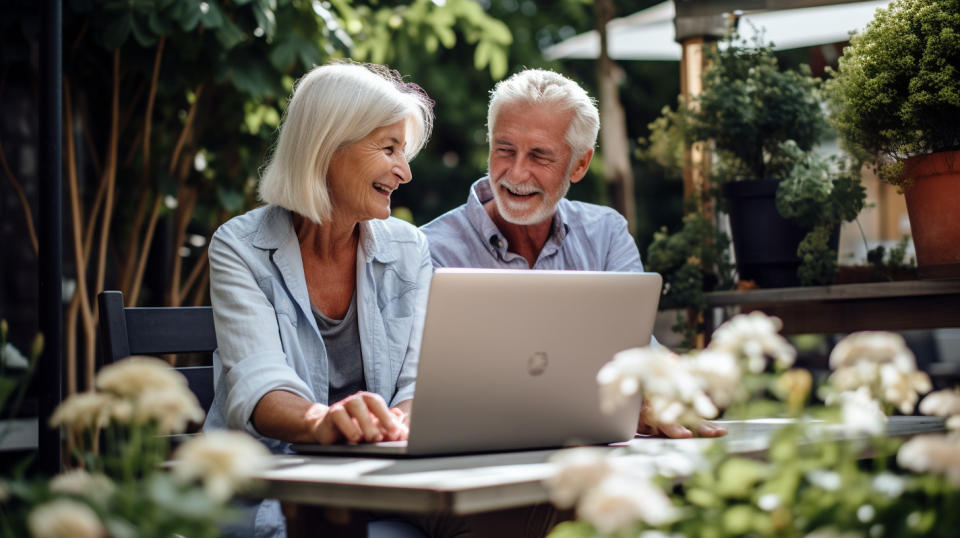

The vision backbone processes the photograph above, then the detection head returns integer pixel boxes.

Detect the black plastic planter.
[723,179,834,288]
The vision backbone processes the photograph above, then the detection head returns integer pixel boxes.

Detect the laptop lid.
[293,268,661,457]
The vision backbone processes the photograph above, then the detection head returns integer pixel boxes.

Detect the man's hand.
[636,399,728,439]
[309,391,408,445]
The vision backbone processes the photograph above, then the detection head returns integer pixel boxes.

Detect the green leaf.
[473,39,490,71]
[130,14,157,47]
[723,504,758,534]
[178,0,203,31]
[252,2,277,41]
[100,12,133,49]
[214,16,245,49]
[488,43,508,79]
[199,0,224,28]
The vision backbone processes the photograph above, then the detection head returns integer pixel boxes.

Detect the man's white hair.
[259,62,434,224]
[486,69,599,160]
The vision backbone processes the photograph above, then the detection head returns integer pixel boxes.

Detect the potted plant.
[685,31,865,288]
[646,211,735,349]
[826,0,960,279]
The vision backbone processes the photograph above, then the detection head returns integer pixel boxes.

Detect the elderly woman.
[204,62,433,537]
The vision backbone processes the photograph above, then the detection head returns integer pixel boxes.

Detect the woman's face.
[326,119,412,223]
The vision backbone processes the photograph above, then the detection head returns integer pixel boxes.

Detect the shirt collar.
[251,205,397,264]
[465,178,569,259]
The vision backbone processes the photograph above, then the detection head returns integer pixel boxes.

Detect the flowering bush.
[547,313,959,537]
[0,356,271,538]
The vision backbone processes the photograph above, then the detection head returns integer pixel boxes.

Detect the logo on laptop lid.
[527,352,548,376]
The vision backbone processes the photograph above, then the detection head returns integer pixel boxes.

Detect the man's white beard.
[491,173,571,226]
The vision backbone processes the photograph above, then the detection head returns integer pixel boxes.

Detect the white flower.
[688,349,742,408]
[827,332,930,414]
[577,474,679,533]
[96,356,189,399]
[133,386,205,434]
[871,472,905,498]
[879,364,931,415]
[839,388,888,436]
[50,470,115,505]
[708,312,795,373]
[1,342,29,369]
[546,448,617,509]
[48,392,114,432]
[639,532,683,538]
[757,493,780,511]
[918,389,960,418]
[28,499,105,538]
[806,469,842,491]
[829,332,911,370]
[857,504,876,523]
[172,430,272,502]
[598,347,717,426]
[896,433,960,486]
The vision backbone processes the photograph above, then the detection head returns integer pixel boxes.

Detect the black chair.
[97,290,216,414]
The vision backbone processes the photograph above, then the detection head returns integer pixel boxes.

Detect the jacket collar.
[251,205,398,265]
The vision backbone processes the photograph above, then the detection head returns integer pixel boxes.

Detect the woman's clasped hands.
[309,392,409,445]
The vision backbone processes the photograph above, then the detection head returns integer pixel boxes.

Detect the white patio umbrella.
[544,0,892,61]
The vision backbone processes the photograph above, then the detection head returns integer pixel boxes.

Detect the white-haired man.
[421,69,725,438]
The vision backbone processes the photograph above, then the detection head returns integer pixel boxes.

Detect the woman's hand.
[310,391,408,445]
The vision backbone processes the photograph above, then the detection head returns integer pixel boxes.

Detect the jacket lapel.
[253,206,321,339]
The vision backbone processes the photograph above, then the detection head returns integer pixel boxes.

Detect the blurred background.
[3,0,952,397]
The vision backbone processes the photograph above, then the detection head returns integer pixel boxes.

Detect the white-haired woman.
[204,62,433,537]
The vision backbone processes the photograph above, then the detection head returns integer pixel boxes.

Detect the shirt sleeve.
[604,212,645,272]
[208,228,314,437]
[391,230,433,407]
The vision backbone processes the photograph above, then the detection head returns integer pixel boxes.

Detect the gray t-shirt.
[312,294,365,404]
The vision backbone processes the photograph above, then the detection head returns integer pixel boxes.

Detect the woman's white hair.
[487,69,599,161]
[259,61,434,223]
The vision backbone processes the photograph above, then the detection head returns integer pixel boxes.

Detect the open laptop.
[291,268,662,457]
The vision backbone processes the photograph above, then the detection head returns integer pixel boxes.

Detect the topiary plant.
[825,0,960,185]
[687,30,827,181]
[774,141,867,285]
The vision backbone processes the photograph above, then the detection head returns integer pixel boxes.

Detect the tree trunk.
[595,0,636,235]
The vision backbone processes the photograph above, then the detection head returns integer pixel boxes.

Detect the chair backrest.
[97,290,217,414]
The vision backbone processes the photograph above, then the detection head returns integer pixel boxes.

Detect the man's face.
[487,103,580,226]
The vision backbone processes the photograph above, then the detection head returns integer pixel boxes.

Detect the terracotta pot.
[903,150,960,279]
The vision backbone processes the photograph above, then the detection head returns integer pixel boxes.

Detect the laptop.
[291,268,662,457]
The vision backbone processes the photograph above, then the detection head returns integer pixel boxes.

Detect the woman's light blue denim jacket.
[203,204,431,456]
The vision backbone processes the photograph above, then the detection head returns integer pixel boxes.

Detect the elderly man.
[421,68,725,439]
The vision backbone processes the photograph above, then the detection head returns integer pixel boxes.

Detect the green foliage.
[687,31,827,181]
[825,0,960,184]
[329,0,512,79]
[796,224,838,286]
[641,104,687,171]
[772,141,866,285]
[0,320,41,423]
[646,211,735,347]
[867,235,917,280]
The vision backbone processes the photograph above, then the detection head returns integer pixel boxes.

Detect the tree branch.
[0,141,39,255]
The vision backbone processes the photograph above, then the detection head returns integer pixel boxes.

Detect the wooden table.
[704,280,960,335]
[252,416,945,537]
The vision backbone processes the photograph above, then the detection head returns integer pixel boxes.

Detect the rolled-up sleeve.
[390,231,432,407]
[208,228,314,436]
[604,213,644,272]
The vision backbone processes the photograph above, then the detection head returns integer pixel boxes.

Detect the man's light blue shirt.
[421,178,644,271]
